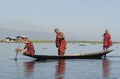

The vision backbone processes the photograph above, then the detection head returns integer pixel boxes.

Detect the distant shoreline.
[32,40,120,44]
[1,40,119,44]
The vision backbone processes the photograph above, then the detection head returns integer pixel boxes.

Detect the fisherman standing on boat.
[103,29,112,50]
[16,36,35,56]
[55,28,66,55]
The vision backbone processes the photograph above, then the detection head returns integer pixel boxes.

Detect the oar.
[15,51,18,60]
[14,40,21,60]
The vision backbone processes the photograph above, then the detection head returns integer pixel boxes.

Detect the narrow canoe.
[23,50,113,60]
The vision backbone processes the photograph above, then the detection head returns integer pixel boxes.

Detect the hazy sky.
[0,0,120,41]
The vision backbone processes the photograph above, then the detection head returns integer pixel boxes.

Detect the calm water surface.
[0,43,120,79]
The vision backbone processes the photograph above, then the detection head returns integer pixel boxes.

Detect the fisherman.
[16,36,35,56]
[55,28,66,55]
[103,29,112,51]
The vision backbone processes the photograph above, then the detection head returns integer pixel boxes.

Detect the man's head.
[105,29,108,33]
[54,28,59,33]
[16,36,28,42]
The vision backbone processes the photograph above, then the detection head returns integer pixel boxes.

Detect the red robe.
[56,32,66,55]
[23,41,35,56]
[103,33,112,49]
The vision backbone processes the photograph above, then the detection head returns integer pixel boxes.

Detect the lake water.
[0,43,120,79]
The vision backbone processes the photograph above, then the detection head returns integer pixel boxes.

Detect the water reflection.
[102,59,111,79]
[23,61,35,77]
[14,60,35,79]
[55,60,66,79]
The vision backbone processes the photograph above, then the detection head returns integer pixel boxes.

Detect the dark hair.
[16,36,21,38]
[16,36,28,39]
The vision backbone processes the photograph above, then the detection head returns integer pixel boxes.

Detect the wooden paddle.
[15,50,18,60]
[15,39,21,60]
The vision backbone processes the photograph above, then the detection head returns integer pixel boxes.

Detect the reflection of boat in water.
[55,60,66,79]
[102,59,110,79]
[23,50,113,60]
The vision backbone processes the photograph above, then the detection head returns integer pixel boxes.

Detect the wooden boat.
[23,50,113,60]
